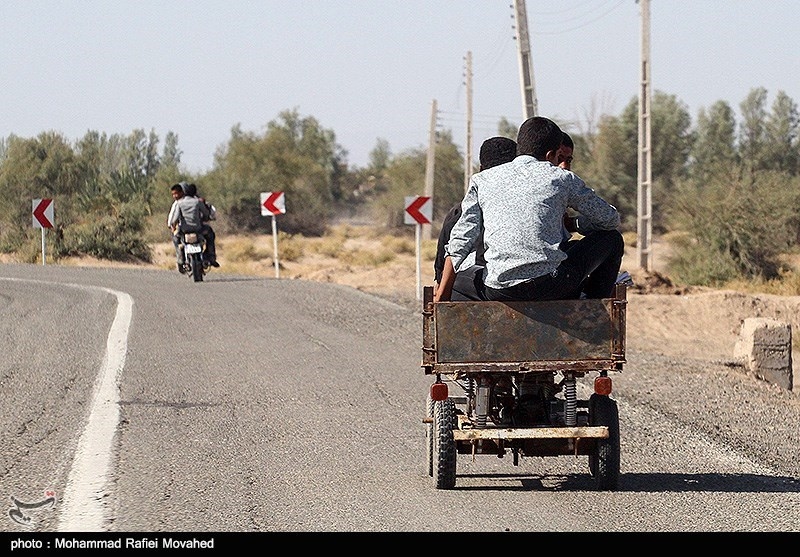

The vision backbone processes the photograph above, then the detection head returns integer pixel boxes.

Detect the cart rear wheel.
[433,398,457,489]
[424,394,434,477]
[588,393,620,490]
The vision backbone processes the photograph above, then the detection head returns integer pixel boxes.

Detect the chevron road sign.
[260,191,286,216]
[260,192,286,278]
[33,198,54,229]
[404,196,432,225]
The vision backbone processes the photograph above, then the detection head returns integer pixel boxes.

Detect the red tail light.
[430,382,448,401]
[594,376,612,396]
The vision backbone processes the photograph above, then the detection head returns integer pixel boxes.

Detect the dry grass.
[141,224,439,303]
[25,223,800,303]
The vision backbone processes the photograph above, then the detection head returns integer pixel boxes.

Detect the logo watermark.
[8,491,56,529]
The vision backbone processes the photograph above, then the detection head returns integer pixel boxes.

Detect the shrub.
[55,202,152,262]
[312,237,343,258]
[339,248,395,267]
[382,235,415,255]
[666,167,796,286]
[278,232,304,261]
[224,238,260,262]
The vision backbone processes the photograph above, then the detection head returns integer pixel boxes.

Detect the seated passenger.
[181,183,219,268]
[441,116,623,303]
[168,182,219,268]
[434,136,516,301]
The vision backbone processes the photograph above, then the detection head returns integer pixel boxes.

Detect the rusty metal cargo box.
[422,283,627,375]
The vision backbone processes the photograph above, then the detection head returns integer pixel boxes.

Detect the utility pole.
[513,0,538,118]
[423,98,437,240]
[464,51,473,193]
[636,0,653,271]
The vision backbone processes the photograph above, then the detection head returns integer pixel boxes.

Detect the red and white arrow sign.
[32,198,54,229]
[260,191,286,216]
[404,196,432,225]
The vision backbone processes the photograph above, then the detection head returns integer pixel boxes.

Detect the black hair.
[516,116,563,160]
[561,132,574,149]
[479,136,517,170]
[170,183,183,193]
[183,183,197,197]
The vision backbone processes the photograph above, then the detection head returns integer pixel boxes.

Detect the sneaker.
[177,263,186,274]
[210,260,220,268]
[616,271,634,287]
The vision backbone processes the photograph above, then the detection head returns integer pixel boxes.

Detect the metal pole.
[41,228,46,266]
[423,99,437,241]
[272,215,280,278]
[513,0,538,118]
[415,223,422,300]
[636,0,653,271]
[464,51,473,193]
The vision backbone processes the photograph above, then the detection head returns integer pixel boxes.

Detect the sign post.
[260,191,286,278]
[404,195,432,299]
[32,198,54,265]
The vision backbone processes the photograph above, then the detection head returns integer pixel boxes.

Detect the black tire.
[588,394,598,478]
[425,394,435,477]
[588,393,620,490]
[190,253,204,282]
[432,398,457,489]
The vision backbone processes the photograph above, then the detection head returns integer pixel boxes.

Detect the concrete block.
[734,317,793,391]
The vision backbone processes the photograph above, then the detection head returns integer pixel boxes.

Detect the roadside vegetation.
[1,88,799,294]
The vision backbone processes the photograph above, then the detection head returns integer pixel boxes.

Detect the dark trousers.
[202,225,216,261]
[450,265,487,301]
[172,233,183,264]
[484,229,624,302]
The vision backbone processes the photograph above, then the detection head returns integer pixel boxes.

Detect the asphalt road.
[1,263,799,534]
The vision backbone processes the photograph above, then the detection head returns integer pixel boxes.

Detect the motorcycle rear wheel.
[189,253,204,282]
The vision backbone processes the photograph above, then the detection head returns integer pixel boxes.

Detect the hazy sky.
[2,1,798,174]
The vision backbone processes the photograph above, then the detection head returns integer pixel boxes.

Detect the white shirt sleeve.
[167,201,179,228]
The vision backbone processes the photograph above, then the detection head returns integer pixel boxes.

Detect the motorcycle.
[179,231,209,282]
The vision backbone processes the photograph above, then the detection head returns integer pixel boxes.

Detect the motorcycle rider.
[182,183,219,267]
[167,183,188,273]
[168,182,219,270]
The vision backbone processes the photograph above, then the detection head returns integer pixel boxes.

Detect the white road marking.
[1,278,133,532]
[58,286,132,531]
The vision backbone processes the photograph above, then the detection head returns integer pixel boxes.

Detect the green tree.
[667,166,798,285]
[0,126,180,261]
[162,131,182,170]
[764,90,799,175]
[644,92,694,233]
[369,129,465,230]
[496,117,518,140]
[431,130,465,223]
[0,133,81,250]
[585,92,692,232]
[690,100,738,181]
[368,138,391,173]
[372,148,427,229]
[207,109,342,236]
[582,113,637,230]
[738,87,769,171]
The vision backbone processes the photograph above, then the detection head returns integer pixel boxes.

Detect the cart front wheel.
[424,394,434,477]
[433,398,457,489]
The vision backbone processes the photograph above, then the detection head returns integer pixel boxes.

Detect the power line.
[529,0,626,35]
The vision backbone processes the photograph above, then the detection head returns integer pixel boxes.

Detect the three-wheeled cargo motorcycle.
[421,282,628,490]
